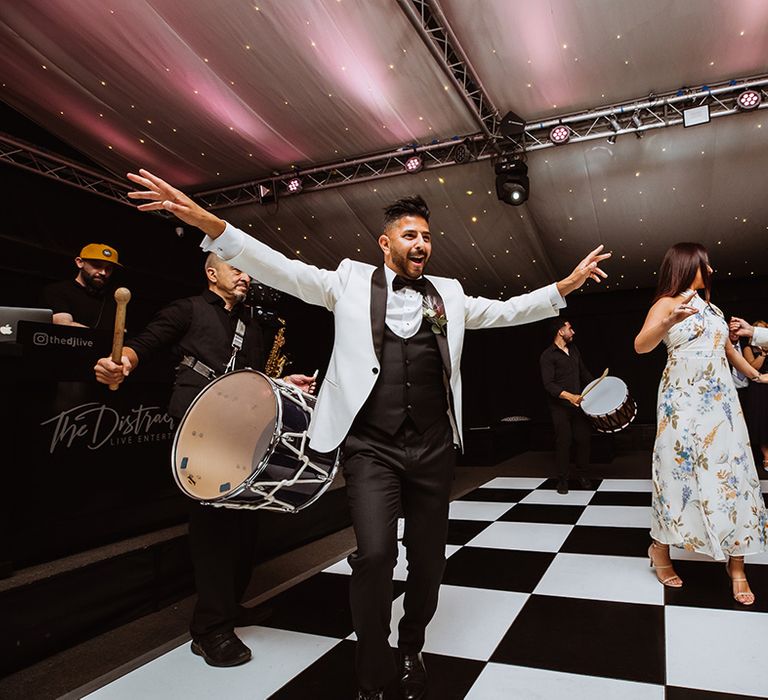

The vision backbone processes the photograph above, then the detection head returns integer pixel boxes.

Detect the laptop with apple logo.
[0,307,53,342]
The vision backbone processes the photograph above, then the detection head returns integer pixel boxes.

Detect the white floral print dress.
[651,291,768,560]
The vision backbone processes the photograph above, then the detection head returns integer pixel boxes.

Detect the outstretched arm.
[555,244,611,297]
[464,245,611,330]
[128,170,226,238]
[127,169,347,310]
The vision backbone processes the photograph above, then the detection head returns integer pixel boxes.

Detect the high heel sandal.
[648,542,683,588]
[725,558,755,606]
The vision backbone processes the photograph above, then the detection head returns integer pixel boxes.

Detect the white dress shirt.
[383,266,424,339]
[754,326,768,348]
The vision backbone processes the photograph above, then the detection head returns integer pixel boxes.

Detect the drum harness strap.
[180,318,247,380]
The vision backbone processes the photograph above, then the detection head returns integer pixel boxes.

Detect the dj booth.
[0,321,350,573]
[1,320,351,674]
[0,321,183,571]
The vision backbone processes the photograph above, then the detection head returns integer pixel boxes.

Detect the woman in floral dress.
[635,243,768,605]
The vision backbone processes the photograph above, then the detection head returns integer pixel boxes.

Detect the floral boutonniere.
[422,295,448,336]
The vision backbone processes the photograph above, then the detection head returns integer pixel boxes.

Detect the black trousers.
[549,401,591,479]
[343,416,456,691]
[188,501,258,640]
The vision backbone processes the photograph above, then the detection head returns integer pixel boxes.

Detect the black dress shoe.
[236,603,273,627]
[190,631,251,667]
[578,476,592,489]
[400,652,427,700]
[356,690,384,700]
[556,478,569,495]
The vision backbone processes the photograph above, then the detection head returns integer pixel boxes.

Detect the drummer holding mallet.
[94,253,315,669]
[540,318,595,495]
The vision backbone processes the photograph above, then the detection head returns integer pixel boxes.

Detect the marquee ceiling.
[2,0,767,297]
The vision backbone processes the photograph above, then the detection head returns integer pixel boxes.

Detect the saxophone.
[265,318,288,377]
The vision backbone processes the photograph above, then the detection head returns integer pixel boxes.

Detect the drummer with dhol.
[94,253,315,668]
[539,318,594,495]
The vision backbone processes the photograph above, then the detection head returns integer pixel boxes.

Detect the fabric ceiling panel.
[0,0,477,188]
[221,159,560,299]
[527,108,768,290]
[440,0,768,120]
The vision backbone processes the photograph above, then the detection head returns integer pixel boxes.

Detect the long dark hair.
[652,242,711,303]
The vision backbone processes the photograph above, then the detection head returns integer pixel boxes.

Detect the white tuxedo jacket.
[204,224,564,453]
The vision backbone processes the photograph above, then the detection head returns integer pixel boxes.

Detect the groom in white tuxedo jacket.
[119,169,610,700]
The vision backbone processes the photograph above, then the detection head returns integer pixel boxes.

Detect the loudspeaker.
[500,110,526,139]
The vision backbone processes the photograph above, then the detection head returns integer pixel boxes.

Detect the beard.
[81,268,108,293]
[390,246,429,278]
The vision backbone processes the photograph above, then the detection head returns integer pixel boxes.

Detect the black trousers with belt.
[187,501,257,640]
[549,401,591,479]
[343,416,456,691]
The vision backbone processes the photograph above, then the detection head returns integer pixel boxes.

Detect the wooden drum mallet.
[109,287,131,391]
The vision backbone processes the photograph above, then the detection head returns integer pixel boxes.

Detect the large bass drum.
[580,376,637,433]
[172,370,339,513]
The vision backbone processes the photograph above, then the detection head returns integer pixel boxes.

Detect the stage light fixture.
[453,139,474,164]
[494,155,529,206]
[549,124,570,144]
[286,176,302,193]
[404,154,423,173]
[606,115,621,144]
[736,89,761,110]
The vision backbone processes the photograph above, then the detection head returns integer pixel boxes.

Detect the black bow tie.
[392,275,427,294]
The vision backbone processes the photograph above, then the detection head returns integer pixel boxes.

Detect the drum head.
[173,370,278,500]
[581,376,628,417]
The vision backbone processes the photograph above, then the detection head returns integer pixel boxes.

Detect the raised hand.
[666,303,698,327]
[127,169,225,238]
[556,244,612,297]
[729,317,754,339]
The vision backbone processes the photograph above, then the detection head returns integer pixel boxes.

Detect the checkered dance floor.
[86,477,768,699]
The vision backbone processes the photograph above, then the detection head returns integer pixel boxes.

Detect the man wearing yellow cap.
[40,243,121,330]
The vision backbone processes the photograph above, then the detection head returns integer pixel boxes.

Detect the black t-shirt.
[540,343,594,405]
[39,279,117,331]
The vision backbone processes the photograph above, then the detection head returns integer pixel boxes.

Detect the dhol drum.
[580,376,637,433]
[172,370,339,513]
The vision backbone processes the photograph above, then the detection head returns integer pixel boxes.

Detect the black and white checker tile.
[84,477,768,699]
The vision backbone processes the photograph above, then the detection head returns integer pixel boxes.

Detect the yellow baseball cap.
[78,243,122,266]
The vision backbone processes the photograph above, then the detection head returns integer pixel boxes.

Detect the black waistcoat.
[354,318,448,435]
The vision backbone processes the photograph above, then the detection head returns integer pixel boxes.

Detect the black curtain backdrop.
[4,131,768,569]
[460,278,768,429]
[4,157,768,428]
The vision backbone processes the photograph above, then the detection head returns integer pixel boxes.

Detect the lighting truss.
[518,75,768,152]
[195,136,495,210]
[395,0,501,138]
[193,74,768,210]
[0,131,134,208]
